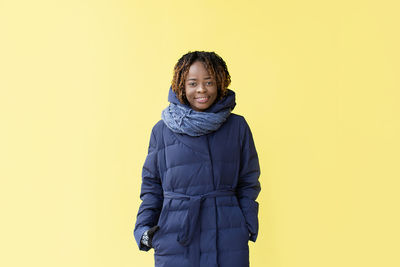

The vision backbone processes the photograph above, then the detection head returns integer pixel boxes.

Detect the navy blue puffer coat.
[134,86,261,267]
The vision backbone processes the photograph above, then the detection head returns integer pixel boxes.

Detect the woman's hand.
[140,225,160,248]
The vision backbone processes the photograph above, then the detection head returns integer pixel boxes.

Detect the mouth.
[195,96,210,103]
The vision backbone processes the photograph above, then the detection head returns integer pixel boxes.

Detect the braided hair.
[171,51,231,106]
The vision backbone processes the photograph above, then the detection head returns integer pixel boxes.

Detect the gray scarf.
[161,103,232,136]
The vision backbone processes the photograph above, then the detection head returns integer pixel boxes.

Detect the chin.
[193,105,210,112]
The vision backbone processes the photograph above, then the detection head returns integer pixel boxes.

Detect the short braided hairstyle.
[171,51,231,106]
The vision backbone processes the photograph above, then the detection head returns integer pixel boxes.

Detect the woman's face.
[184,61,218,112]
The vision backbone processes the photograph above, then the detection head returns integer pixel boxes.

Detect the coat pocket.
[232,197,251,241]
[152,202,168,251]
[238,206,250,238]
[151,226,161,252]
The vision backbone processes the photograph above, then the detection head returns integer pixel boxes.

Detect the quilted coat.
[133,86,261,267]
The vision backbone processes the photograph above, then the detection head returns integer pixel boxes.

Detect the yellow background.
[1,0,399,266]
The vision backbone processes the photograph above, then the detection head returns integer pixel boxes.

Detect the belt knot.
[163,188,236,247]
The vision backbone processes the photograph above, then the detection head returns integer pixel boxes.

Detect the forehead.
[186,61,213,80]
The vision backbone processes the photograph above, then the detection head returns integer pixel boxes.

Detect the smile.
[195,97,209,103]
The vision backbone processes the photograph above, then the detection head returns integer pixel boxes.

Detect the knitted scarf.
[161,103,232,136]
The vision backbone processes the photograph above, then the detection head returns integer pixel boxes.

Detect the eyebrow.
[187,77,213,81]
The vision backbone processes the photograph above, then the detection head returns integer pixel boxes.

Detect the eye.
[189,82,196,86]
[206,81,213,86]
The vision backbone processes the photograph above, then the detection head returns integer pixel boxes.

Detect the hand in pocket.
[141,225,160,248]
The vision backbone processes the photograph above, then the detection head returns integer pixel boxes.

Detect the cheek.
[185,90,193,99]
[212,90,219,99]
[183,88,191,98]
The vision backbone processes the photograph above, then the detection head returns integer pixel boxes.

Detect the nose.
[196,84,206,92]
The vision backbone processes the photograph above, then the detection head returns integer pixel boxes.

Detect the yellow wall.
[1,0,399,266]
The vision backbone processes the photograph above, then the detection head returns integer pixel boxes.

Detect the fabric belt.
[163,188,236,265]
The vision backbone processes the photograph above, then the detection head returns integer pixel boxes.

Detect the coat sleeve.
[133,127,164,251]
[237,117,261,242]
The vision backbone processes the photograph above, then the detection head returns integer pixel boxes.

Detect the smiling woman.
[133,51,261,267]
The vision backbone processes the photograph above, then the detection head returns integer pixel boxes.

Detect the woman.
[133,51,261,267]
